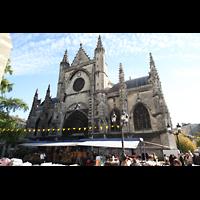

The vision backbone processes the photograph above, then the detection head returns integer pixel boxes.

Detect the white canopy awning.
[19,141,139,149]
[77,141,139,149]
[19,142,46,147]
[40,142,78,146]
[19,142,78,147]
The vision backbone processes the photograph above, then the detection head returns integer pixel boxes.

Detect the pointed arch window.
[134,103,151,131]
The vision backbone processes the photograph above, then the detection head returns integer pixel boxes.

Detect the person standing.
[187,150,193,166]
[40,152,45,164]
[164,154,169,165]
[178,153,184,166]
[152,152,157,162]
[145,151,149,161]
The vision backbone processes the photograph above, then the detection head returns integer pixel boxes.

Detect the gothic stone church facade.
[26,36,177,157]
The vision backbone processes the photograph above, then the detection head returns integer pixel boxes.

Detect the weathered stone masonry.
[26,35,177,158]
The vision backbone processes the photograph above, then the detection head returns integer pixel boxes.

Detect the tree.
[175,133,196,153]
[0,59,29,145]
[194,132,200,137]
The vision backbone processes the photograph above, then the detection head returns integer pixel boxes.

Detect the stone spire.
[45,84,50,98]
[95,35,105,54]
[149,52,154,67]
[62,49,69,63]
[97,35,103,48]
[119,63,125,83]
[27,88,40,123]
[118,63,129,133]
[34,88,38,98]
[119,63,127,110]
[149,52,160,80]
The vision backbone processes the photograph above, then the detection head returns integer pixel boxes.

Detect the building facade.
[26,35,177,158]
[0,33,12,83]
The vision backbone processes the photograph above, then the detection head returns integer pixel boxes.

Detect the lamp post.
[175,123,181,152]
[167,124,171,132]
[112,110,129,161]
[167,123,181,152]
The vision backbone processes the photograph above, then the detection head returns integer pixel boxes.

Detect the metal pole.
[143,142,146,161]
[121,125,125,155]
[176,134,181,151]
[140,140,142,160]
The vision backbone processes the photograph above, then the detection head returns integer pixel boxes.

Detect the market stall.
[19,138,144,166]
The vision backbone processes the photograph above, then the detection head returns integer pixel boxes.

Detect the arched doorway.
[62,110,88,140]
[133,103,152,132]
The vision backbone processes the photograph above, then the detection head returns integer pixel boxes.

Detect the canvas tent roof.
[19,138,143,149]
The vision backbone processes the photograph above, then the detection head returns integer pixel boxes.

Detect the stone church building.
[26,35,177,158]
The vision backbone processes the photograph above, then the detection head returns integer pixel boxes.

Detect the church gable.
[71,44,91,67]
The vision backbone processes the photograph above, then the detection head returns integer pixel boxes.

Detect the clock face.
[73,78,85,92]
[77,72,81,77]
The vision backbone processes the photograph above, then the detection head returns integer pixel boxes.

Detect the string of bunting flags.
[0,125,121,133]
[1,127,200,140]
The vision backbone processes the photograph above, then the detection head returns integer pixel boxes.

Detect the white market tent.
[20,142,78,147]
[76,140,140,149]
[19,138,143,149]
[19,138,171,150]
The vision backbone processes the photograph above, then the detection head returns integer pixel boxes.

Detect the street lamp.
[111,110,129,162]
[111,111,117,124]
[177,123,181,132]
[167,123,181,152]
[175,123,181,152]
[167,124,171,132]
[120,110,129,161]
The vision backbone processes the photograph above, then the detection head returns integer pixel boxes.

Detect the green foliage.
[0,96,28,114]
[196,140,200,148]
[0,58,14,94]
[175,133,196,153]
[0,59,28,115]
[0,113,26,144]
[0,59,28,145]
[194,132,200,137]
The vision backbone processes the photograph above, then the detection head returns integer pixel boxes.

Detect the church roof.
[108,76,149,93]
[40,97,56,106]
[51,97,56,104]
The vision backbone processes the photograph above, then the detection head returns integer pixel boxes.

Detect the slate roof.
[51,97,56,104]
[40,97,56,106]
[108,76,149,93]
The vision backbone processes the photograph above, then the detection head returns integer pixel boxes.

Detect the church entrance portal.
[62,110,88,140]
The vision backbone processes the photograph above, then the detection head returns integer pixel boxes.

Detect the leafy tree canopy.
[175,132,196,153]
[0,59,29,144]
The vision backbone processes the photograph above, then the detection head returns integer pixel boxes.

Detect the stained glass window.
[134,103,151,131]
[73,78,85,92]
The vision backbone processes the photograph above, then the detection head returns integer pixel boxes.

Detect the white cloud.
[9,33,200,76]
[176,39,184,47]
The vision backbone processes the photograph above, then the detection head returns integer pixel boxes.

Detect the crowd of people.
[164,150,200,166]
[104,150,200,166]
[34,149,200,166]
[4,146,199,166]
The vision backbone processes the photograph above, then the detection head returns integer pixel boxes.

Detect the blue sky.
[7,33,200,128]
